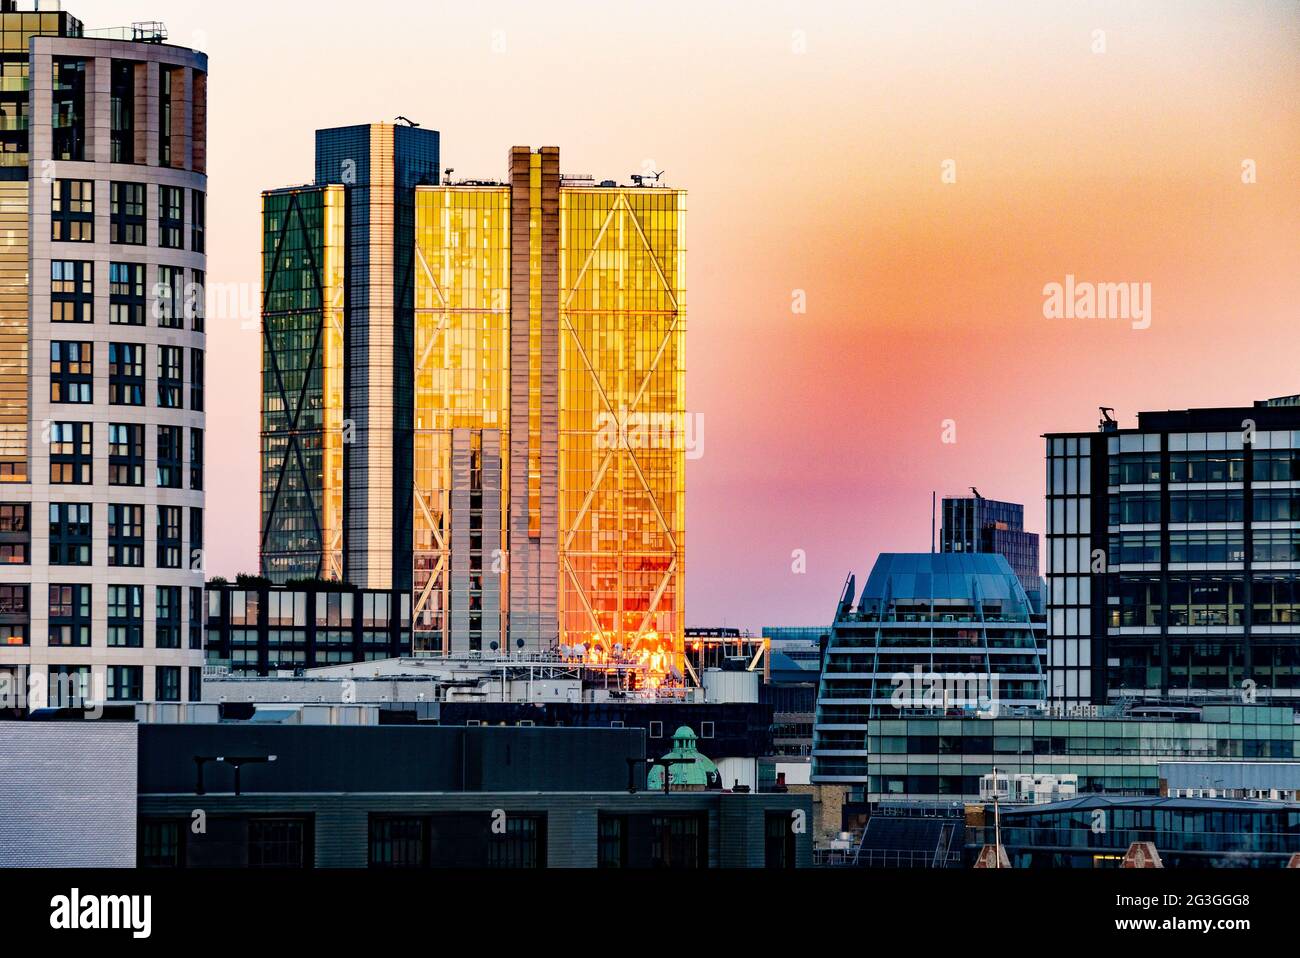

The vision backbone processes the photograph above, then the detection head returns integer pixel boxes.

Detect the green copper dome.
[646,726,722,791]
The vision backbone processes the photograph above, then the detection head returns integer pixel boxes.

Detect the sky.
[83,0,1300,631]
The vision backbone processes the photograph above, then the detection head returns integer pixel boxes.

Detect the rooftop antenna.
[443,167,455,184]
[1099,406,1117,431]
[971,486,982,499]
[395,115,420,128]
[931,491,936,554]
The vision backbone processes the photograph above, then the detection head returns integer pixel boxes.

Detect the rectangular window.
[159,184,184,249]
[156,665,181,702]
[189,507,203,573]
[189,269,205,332]
[369,817,426,868]
[108,342,145,405]
[158,345,183,407]
[48,421,91,484]
[0,504,30,566]
[49,503,91,566]
[107,665,143,702]
[49,665,93,708]
[764,812,797,869]
[189,587,203,651]
[110,182,146,245]
[159,68,174,167]
[190,428,204,491]
[248,819,310,869]
[50,340,93,403]
[51,260,93,323]
[108,504,144,568]
[49,584,91,648]
[155,590,181,652]
[157,505,182,569]
[52,179,93,242]
[156,265,183,328]
[188,666,201,701]
[157,425,183,489]
[108,423,144,486]
[110,262,146,324]
[191,190,205,252]
[110,61,135,165]
[190,349,204,411]
[107,585,144,648]
[138,821,182,868]
[487,816,544,869]
[52,58,87,162]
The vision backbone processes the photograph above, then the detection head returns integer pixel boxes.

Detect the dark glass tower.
[941,494,1043,612]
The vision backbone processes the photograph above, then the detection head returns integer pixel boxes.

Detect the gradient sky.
[84,0,1300,631]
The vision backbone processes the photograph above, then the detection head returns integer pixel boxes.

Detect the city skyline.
[93,0,1299,631]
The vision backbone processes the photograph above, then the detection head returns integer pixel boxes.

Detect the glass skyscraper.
[261,134,687,672]
[1046,397,1300,707]
[941,493,1043,612]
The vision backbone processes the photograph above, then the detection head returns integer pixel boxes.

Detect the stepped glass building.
[810,553,1047,791]
[261,127,686,672]
[1045,397,1300,707]
[0,6,207,708]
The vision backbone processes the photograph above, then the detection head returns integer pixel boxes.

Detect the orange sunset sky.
[84,0,1300,630]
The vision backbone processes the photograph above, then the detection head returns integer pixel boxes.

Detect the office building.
[821,702,1299,804]
[941,493,1043,611]
[0,7,207,707]
[1045,397,1300,706]
[260,133,687,672]
[810,553,1047,791]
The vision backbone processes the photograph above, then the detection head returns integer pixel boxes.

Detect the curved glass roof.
[854,552,1033,618]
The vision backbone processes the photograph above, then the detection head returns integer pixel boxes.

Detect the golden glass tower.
[408,149,686,669]
[264,134,686,673]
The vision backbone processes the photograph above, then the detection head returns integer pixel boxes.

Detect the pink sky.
[85,0,1300,631]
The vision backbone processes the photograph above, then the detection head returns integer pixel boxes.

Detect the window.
[188,666,202,701]
[189,587,204,651]
[189,507,203,573]
[138,821,182,868]
[763,813,798,869]
[49,503,91,565]
[110,262,146,324]
[49,585,91,647]
[156,665,181,702]
[189,269,205,331]
[0,583,26,618]
[649,814,705,869]
[49,421,91,484]
[108,423,144,486]
[248,819,309,868]
[369,817,426,868]
[190,349,204,411]
[191,190,205,252]
[700,721,715,739]
[190,428,204,491]
[108,504,144,568]
[0,503,30,565]
[51,260,93,323]
[157,425,182,489]
[50,340,93,403]
[107,585,144,648]
[109,61,135,165]
[649,720,664,738]
[49,665,92,708]
[158,345,182,407]
[107,665,143,701]
[52,179,93,242]
[487,816,544,869]
[157,505,182,569]
[159,184,183,249]
[109,342,145,405]
[598,816,626,868]
[156,264,183,328]
[52,58,86,161]
[159,67,174,167]
[110,182,146,245]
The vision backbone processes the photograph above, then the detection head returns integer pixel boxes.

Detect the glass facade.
[1048,400,1300,706]
[260,185,345,581]
[411,186,510,653]
[812,552,1047,791]
[558,184,687,671]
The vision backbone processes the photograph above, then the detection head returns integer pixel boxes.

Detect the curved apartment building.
[0,7,207,708]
